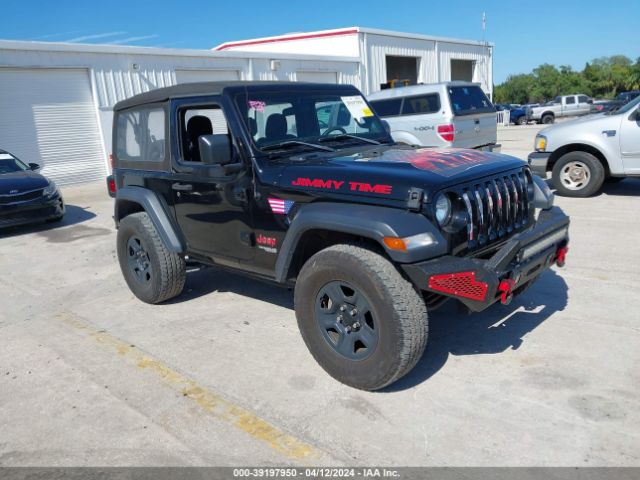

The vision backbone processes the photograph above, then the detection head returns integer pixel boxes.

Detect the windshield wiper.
[261,140,334,152]
[318,134,382,145]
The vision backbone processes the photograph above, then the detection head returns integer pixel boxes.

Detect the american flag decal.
[268,197,295,215]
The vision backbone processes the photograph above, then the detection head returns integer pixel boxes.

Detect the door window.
[370,98,402,117]
[179,106,229,163]
[401,94,441,115]
[565,96,576,104]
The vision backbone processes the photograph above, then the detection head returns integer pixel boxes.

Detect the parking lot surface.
[1,125,639,466]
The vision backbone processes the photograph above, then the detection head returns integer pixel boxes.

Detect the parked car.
[108,81,569,390]
[527,94,592,124]
[528,95,640,197]
[509,106,529,125]
[367,82,499,151]
[590,91,640,114]
[0,149,64,228]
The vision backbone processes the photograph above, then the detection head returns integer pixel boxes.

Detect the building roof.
[0,39,358,62]
[214,26,494,51]
[113,81,359,110]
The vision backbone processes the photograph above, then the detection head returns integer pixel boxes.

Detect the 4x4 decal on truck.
[291,177,393,194]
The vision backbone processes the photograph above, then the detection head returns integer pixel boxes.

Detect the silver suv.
[367,82,499,151]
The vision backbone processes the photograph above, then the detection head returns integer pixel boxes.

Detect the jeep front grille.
[456,169,532,250]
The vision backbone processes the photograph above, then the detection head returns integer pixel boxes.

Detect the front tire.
[541,113,555,124]
[551,151,605,197]
[117,212,186,304]
[294,244,428,391]
[516,116,526,125]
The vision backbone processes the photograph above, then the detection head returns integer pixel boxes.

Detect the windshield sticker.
[248,100,266,112]
[340,95,373,120]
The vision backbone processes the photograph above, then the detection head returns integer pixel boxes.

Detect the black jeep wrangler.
[108,81,570,390]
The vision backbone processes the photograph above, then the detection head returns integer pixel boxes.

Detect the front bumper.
[0,193,65,229]
[477,143,501,153]
[528,151,552,176]
[402,206,570,312]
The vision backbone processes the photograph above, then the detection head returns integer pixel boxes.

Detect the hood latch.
[406,187,424,211]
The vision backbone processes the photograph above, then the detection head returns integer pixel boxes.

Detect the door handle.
[172,183,193,192]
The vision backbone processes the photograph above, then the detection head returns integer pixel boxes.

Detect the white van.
[367,82,499,151]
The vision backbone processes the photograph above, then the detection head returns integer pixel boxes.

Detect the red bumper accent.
[428,271,489,301]
[556,246,568,267]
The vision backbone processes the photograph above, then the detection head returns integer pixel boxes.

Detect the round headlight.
[434,193,452,226]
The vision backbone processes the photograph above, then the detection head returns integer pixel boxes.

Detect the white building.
[215,26,494,97]
[0,27,492,185]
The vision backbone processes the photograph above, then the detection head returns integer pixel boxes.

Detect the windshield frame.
[230,86,393,157]
[0,151,29,175]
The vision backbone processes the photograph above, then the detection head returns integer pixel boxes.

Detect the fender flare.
[115,186,184,253]
[390,130,423,146]
[274,202,447,283]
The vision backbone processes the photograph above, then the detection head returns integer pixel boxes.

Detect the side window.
[116,107,165,163]
[565,96,576,104]
[370,98,402,117]
[578,95,590,103]
[180,106,229,163]
[401,94,441,115]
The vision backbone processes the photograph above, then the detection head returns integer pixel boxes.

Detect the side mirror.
[198,134,232,166]
[587,99,593,104]
[381,120,391,134]
[29,163,41,171]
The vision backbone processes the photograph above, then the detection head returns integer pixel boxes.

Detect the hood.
[540,113,614,136]
[278,147,525,203]
[0,170,49,195]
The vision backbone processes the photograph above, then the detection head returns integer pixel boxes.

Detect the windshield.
[0,153,28,175]
[234,90,390,152]
[614,94,640,115]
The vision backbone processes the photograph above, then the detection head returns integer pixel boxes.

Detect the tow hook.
[556,246,568,267]
[498,279,516,305]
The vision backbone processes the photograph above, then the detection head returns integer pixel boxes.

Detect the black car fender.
[274,202,447,283]
[115,186,184,253]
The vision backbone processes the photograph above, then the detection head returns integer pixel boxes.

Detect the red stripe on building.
[215,29,359,51]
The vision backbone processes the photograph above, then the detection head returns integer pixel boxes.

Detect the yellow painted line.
[57,312,322,461]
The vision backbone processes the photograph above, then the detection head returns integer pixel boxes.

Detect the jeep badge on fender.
[109,81,570,391]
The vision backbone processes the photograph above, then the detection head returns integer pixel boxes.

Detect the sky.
[1,0,638,84]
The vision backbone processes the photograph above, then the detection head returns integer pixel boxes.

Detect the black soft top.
[113,81,360,111]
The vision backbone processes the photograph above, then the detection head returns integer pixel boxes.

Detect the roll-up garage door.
[0,68,106,185]
[175,69,240,83]
[296,71,338,84]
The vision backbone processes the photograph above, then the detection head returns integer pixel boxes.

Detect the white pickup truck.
[528,95,640,197]
[367,82,499,151]
[527,94,593,124]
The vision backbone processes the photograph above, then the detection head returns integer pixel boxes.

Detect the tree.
[494,55,636,103]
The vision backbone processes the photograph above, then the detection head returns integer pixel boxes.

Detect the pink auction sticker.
[248,100,266,112]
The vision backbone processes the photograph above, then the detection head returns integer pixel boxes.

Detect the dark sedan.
[0,149,64,229]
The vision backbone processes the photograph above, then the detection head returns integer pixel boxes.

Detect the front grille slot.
[0,189,43,205]
[457,169,531,250]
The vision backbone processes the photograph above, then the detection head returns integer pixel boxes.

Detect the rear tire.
[541,113,555,124]
[516,116,526,125]
[551,151,605,197]
[294,244,428,391]
[117,212,186,304]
